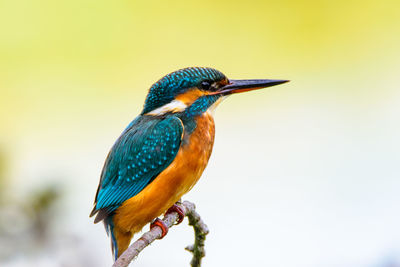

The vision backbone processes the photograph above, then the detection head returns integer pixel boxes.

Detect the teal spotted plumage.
[92,115,183,221]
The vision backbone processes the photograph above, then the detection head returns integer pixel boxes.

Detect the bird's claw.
[166,204,185,224]
[150,218,168,239]
[149,204,185,239]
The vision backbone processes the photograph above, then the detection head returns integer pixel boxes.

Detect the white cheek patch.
[145,100,187,116]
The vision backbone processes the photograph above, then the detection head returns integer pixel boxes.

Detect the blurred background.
[1,0,400,266]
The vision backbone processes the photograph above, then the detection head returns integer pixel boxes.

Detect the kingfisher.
[90,67,288,260]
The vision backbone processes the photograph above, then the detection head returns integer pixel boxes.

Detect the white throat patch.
[207,96,227,116]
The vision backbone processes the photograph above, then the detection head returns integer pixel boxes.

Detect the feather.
[90,115,183,221]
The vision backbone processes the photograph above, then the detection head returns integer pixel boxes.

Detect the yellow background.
[1,0,399,266]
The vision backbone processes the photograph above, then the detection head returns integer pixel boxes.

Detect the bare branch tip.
[112,200,208,267]
[185,244,194,252]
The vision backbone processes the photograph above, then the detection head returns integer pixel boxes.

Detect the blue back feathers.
[91,115,183,222]
[142,67,226,114]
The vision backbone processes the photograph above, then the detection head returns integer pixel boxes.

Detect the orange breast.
[114,112,215,234]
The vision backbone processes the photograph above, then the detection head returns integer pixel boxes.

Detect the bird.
[90,67,288,260]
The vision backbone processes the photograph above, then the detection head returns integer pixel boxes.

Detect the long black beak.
[213,79,289,95]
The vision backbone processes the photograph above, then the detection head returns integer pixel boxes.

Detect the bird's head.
[141,67,288,117]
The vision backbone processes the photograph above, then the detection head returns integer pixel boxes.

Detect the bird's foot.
[150,218,168,239]
[166,204,185,224]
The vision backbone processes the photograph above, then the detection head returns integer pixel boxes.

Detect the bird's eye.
[200,81,211,90]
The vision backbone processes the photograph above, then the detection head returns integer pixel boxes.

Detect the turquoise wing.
[90,115,183,222]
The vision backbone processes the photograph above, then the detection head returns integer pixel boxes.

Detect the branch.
[184,201,209,267]
[112,200,209,267]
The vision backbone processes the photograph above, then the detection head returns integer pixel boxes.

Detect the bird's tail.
[104,217,133,261]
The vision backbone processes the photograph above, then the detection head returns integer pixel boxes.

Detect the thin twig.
[184,201,209,267]
[112,200,209,267]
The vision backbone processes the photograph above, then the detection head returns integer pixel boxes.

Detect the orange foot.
[150,218,168,239]
[166,204,185,224]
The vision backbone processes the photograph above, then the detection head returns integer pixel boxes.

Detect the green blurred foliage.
[0,149,61,259]
[27,185,61,243]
